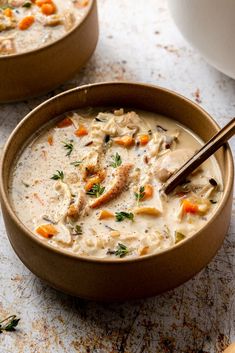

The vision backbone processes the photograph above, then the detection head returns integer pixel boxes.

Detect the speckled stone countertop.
[0,0,234,352]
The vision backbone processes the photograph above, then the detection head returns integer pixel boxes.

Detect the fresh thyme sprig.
[135,186,145,203]
[86,183,105,198]
[115,243,129,258]
[51,170,64,181]
[0,315,20,333]
[63,140,74,156]
[72,225,82,235]
[110,153,122,168]
[115,212,134,222]
[70,161,82,167]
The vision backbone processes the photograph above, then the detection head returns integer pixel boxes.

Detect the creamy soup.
[0,0,89,55]
[9,108,222,259]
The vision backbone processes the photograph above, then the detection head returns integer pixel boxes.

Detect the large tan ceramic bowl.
[0,82,234,301]
[0,0,98,103]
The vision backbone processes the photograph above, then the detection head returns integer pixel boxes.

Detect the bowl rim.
[0,0,95,60]
[0,81,234,264]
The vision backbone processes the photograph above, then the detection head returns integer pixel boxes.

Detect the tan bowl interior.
[0,82,233,301]
[0,0,99,103]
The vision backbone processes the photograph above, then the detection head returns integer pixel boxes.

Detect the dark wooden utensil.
[162,118,235,194]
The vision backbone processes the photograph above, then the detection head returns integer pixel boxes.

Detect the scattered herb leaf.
[73,225,82,235]
[115,243,129,258]
[51,170,64,181]
[22,1,32,7]
[110,153,122,168]
[86,183,105,198]
[63,141,74,156]
[0,315,20,333]
[175,231,185,244]
[115,212,134,222]
[135,186,145,203]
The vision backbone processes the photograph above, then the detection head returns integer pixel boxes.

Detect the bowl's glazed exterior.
[168,0,235,79]
[0,82,233,301]
[0,0,98,103]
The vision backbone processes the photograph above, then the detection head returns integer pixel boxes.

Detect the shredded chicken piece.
[63,11,75,31]
[90,163,133,208]
[46,181,72,223]
[155,149,194,182]
[67,190,86,219]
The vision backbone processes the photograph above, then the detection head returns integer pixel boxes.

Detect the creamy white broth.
[0,0,89,55]
[9,108,222,259]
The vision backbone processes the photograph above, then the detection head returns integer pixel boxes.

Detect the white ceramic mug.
[168,0,235,79]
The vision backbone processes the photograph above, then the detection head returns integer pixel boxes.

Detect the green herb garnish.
[63,141,74,156]
[0,315,20,333]
[175,231,185,244]
[22,1,32,7]
[51,170,64,181]
[115,212,134,222]
[115,243,129,258]
[110,152,122,168]
[70,161,82,167]
[86,183,105,198]
[135,186,145,203]
[73,225,82,235]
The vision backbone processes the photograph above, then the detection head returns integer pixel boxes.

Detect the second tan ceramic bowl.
[0,0,98,103]
[0,82,234,301]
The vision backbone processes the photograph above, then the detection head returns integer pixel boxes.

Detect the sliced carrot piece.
[57,117,73,128]
[98,210,114,220]
[182,199,199,214]
[114,135,134,147]
[41,2,56,15]
[142,184,154,200]
[75,125,88,137]
[36,224,58,238]
[139,246,149,256]
[139,134,149,146]
[47,135,53,146]
[18,16,35,30]
[4,8,12,17]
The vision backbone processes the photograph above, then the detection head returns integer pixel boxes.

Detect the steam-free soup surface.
[9,108,222,258]
[0,0,89,55]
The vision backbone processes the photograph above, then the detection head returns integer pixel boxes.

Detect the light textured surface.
[0,0,234,352]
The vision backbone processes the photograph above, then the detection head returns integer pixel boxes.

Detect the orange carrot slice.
[74,125,88,137]
[57,117,73,128]
[36,224,58,238]
[114,136,134,147]
[4,8,12,17]
[139,134,149,146]
[18,16,35,30]
[47,135,53,146]
[142,184,154,200]
[182,199,199,214]
[41,2,56,15]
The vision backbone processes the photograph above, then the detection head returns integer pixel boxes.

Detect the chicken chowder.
[9,108,222,259]
[0,0,89,55]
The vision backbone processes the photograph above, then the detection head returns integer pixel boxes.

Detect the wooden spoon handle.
[162,118,235,195]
